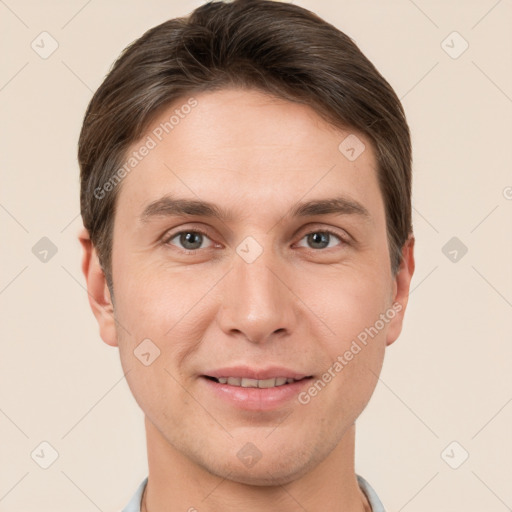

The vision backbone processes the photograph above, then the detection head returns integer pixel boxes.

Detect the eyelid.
[162,226,214,247]
[294,230,348,253]
[297,224,352,244]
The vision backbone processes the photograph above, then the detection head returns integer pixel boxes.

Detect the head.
[79,0,414,486]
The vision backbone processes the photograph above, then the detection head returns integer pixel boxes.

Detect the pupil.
[309,232,329,249]
[182,232,202,250]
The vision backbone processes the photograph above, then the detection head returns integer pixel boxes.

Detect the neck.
[142,416,371,512]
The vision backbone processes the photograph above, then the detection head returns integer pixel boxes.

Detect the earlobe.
[386,234,415,346]
[78,227,118,347]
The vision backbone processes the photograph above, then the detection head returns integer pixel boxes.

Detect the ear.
[78,227,118,347]
[386,234,415,346]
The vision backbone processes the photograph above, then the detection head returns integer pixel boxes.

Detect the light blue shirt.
[122,473,385,511]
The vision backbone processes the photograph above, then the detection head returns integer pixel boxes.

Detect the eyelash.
[162,227,350,255]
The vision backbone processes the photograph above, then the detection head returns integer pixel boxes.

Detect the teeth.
[258,378,278,388]
[215,377,299,388]
[241,378,259,388]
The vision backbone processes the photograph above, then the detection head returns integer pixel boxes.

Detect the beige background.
[1,0,511,510]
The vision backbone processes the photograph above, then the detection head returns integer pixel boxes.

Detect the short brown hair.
[78,0,412,293]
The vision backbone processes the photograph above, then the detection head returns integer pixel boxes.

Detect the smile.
[204,376,306,388]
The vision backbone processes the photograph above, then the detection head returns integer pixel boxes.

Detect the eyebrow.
[139,194,371,223]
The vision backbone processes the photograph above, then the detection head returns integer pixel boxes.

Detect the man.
[78,1,415,510]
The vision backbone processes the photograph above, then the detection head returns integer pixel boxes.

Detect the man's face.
[93,88,412,485]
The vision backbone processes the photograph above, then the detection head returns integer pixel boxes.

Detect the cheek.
[112,259,213,370]
[113,254,186,329]
[320,265,391,339]
[303,273,388,420]
[113,268,200,417]
[311,264,390,400]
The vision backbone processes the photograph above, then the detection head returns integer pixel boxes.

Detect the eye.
[164,229,214,252]
[162,227,348,254]
[296,229,346,250]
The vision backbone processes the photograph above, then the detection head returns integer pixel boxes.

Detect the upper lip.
[203,366,311,380]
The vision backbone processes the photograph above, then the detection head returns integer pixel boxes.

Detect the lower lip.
[200,376,313,411]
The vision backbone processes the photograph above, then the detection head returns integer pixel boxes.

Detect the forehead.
[115,88,383,226]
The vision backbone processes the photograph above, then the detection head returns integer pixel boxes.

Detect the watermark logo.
[32,237,58,263]
[441,441,469,469]
[237,442,262,468]
[31,31,59,59]
[338,134,366,161]
[442,236,468,263]
[441,31,469,59]
[31,441,59,469]
[236,236,264,264]
[134,338,161,366]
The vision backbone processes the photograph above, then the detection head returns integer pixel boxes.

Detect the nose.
[216,244,298,345]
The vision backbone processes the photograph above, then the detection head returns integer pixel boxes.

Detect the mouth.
[202,375,311,388]
[199,370,314,411]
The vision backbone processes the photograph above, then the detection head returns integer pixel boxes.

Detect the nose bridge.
[218,237,295,343]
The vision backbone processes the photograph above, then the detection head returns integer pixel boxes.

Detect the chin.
[204,448,320,488]
[218,464,307,487]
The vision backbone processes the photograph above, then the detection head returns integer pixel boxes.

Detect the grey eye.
[297,231,343,250]
[167,231,213,251]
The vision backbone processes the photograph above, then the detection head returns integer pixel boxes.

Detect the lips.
[201,365,313,393]
[203,365,311,381]
[201,371,313,411]
[204,376,305,388]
